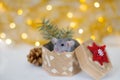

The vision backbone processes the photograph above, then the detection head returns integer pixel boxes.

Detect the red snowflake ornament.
[87,42,109,65]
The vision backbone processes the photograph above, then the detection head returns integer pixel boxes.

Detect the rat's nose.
[55,47,59,52]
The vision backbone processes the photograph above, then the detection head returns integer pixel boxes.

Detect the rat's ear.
[51,37,58,44]
[66,40,75,47]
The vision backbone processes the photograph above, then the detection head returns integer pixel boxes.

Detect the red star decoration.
[87,42,109,65]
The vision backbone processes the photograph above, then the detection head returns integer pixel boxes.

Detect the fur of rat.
[51,38,80,53]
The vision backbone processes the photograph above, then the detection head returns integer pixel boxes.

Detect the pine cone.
[27,47,42,66]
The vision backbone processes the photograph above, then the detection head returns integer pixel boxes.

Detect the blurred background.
[0,0,120,46]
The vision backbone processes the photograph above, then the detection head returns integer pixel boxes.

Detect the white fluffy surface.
[0,37,120,80]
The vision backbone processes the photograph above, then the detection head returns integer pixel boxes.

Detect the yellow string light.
[0,33,6,38]
[0,2,3,7]
[79,0,86,3]
[90,35,96,40]
[67,12,73,18]
[9,23,16,29]
[94,2,100,8]
[107,26,113,33]
[26,19,32,25]
[21,33,28,39]
[5,38,12,45]
[80,4,88,12]
[35,41,40,46]
[17,9,23,15]
[97,16,104,23]
[70,22,76,28]
[78,29,83,34]
[0,2,5,12]
[46,5,52,11]
[0,0,120,45]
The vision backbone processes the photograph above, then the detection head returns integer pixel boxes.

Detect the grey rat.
[51,38,80,53]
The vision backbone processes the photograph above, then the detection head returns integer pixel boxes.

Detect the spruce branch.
[59,28,74,38]
[38,19,74,40]
[38,19,59,39]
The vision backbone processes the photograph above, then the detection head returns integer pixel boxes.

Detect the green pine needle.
[38,19,74,40]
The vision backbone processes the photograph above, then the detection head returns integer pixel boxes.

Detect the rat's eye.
[61,44,64,46]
